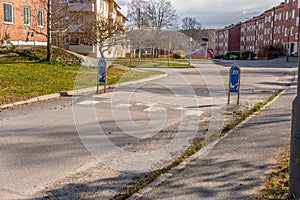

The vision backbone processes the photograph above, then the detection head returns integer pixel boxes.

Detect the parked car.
[185,49,214,59]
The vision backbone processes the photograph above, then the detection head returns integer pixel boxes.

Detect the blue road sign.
[230,65,240,93]
[98,59,106,83]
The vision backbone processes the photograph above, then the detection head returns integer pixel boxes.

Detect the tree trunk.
[46,0,52,61]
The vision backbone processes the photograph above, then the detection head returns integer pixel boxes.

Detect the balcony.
[69,44,95,54]
[68,3,94,12]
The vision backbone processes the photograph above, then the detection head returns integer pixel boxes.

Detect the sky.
[115,0,284,29]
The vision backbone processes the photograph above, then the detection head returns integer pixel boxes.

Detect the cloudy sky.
[116,0,283,29]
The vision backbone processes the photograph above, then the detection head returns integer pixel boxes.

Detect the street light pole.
[289,4,300,199]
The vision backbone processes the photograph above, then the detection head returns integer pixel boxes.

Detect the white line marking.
[78,100,100,105]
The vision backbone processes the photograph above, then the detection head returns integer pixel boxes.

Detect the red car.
[185,49,214,59]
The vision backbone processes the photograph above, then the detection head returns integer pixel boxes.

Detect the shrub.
[224,51,240,60]
[257,44,284,59]
[172,53,182,59]
[15,49,40,61]
[224,50,252,60]
[240,51,251,60]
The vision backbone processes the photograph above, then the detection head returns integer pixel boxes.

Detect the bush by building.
[257,44,284,60]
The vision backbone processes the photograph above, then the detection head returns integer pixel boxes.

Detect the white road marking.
[78,100,100,105]
[184,110,204,116]
[114,103,132,108]
[144,106,165,112]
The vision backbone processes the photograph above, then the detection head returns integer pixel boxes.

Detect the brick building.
[0,0,47,46]
[282,0,299,56]
[240,15,261,55]
[215,0,300,57]
[216,23,241,56]
[215,28,227,56]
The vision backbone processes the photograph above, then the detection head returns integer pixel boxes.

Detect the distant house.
[0,0,47,46]
[53,0,129,58]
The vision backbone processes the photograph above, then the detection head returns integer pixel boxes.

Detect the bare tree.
[181,17,203,44]
[46,0,52,61]
[147,0,178,30]
[79,14,126,58]
[29,0,99,61]
[22,0,52,61]
[182,17,201,31]
[127,0,178,30]
[127,0,178,57]
[127,0,150,29]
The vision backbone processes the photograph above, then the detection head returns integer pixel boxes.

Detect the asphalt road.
[0,57,296,199]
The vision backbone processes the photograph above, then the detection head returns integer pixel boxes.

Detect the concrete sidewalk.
[130,80,295,199]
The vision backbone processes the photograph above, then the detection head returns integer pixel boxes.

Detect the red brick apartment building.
[215,0,300,57]
[0,0,47,46]
[216,24,241,56]
[240,15,263,54]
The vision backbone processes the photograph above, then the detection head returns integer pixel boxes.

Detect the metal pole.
[205,41,208,59]
[189,37,192,65]
[138,8,141,59]
[104,80,106,93]
[228,76,231,104]
[289,7,300,198]
[287,34,290,62]
[96,66,99,93]
[237,73,241,105]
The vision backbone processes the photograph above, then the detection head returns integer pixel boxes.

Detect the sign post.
[97,59,107,93]
[228,65,241,105]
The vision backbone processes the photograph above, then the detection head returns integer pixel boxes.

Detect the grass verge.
[0,59,163,106]
[259,148,289,200]
[221,90,283,134]
[113,89,284,200]
[113,60,194,68]
[115,57,217,63]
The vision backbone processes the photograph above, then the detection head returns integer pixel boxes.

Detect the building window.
[24,6,30,26]
[38,9,44,27]
[292,10,295,19]
[4,2,13,24]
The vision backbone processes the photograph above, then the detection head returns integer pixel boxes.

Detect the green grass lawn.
[0,61,79,105]
[0,59,163,106]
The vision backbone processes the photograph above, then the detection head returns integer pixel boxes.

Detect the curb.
[0,73,168,111]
